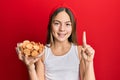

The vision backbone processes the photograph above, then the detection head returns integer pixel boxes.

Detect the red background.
[0,0,120,80]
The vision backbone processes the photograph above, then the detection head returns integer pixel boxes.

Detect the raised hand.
[82,31,95,62]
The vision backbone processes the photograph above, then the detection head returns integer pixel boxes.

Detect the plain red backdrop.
[0,0,120,80]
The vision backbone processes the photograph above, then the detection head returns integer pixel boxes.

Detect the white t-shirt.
[44,44,80,80]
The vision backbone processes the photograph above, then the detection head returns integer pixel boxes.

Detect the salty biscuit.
[26,43,33,50]
[23,40,30,44]
[23,49,31,56]
[31,50,39,57]
[33,44,39,51]
[31,41,35,45]
[22,40,30,48]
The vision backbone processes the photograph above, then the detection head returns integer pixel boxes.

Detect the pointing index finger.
[82,31,87,47]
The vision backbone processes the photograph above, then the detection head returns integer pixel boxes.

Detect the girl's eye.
[54,23,59,25]
[53,22,60,26]
[66,23,71,26]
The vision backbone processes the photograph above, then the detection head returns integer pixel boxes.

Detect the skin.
[16,11,95,80]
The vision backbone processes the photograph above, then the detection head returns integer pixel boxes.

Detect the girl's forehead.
[53,11,70,22]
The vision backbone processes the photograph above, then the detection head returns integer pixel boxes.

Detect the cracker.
[18,40,44,57]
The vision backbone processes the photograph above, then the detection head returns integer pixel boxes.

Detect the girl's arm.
[35,54,45,80]
[26,55,45,80]
[16,47,44,80]
[27,64,38,80]
[78,45,95,80]
[84,61,95,80]
[81,31,96,80]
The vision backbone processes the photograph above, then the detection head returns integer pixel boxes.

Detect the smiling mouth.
[58,33,66,38]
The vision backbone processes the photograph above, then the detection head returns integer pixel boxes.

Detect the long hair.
[46,7,78,46]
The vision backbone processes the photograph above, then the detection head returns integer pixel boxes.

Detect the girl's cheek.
[67,28,72,33]
[51,26,57,32]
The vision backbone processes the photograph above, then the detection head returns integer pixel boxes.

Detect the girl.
[16,7,95,80]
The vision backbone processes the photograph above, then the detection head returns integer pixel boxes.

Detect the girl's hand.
[81,32,95,62]
[15,43,40,66]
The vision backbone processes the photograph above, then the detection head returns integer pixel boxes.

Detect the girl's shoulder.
[73,43,82,51]
[39,44,50,63]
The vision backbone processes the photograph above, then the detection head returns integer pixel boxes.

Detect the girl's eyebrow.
[52,20,60,23]
[53,20,71,23]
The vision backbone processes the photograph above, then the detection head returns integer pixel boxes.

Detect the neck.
[51,40,72,56]
[52,40,71,49]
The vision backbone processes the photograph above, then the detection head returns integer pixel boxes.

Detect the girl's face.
[51,11,72,42]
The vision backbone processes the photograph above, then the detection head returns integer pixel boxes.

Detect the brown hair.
[46,7,78,45]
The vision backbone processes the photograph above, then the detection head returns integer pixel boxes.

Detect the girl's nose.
[59,24,65,31]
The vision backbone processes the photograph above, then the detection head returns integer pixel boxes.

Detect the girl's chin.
[56,37,68,42]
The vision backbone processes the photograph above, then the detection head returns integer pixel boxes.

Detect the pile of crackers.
[18,40,44,57]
